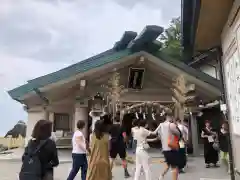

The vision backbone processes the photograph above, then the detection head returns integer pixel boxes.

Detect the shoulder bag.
[168,123,179,150]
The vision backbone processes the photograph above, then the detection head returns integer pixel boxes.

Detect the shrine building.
[8,25,221,154]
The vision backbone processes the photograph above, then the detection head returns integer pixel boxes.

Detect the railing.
[0,135,25,150]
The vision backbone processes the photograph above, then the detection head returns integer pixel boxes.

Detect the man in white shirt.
[154,112,180,180]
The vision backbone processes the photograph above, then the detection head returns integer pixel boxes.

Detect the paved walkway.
[0,156,230,180]
[0,148,164,163]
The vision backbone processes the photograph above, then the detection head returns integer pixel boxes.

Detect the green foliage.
[160,17,182,60]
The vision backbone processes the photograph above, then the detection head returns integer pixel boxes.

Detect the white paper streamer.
[135,112,139,119]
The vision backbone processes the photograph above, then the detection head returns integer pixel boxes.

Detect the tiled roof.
[8,49,131,100]
[8,25,221,101]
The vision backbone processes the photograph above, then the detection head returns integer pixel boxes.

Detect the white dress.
[133,127,152,180]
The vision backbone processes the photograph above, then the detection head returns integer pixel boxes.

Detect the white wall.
[221,2,240,175]
[25,110,46,145]
[74,104,88,137]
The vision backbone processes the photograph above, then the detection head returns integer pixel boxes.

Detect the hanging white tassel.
[160,110,165,116]
[127,106,131,114]
[135,112,139,119]
[143,113,146,120]
[162,110,165,115]
[152,113,156,121]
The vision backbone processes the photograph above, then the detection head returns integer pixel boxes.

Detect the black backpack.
[19,140,48,180]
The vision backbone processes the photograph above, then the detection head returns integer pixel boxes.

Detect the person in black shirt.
[219,121,230,172]
[109,117,130,178]
[101,113,112,133]
[122,113,135,148]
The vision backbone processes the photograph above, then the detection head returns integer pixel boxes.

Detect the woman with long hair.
[201,120,219,168]
[19,119,59,180]
[86,120,111,180]
[133,119,156,180]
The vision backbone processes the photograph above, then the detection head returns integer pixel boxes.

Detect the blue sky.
[0,0,180,136]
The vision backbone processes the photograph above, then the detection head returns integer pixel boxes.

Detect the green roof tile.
[8,49,132,100]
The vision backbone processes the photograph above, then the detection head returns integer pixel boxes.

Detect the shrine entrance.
[121,101,173,128]
[120,101,174,149]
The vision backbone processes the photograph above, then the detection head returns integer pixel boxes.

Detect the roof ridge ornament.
[128,25,164,52]
[114,25,163,53]
[114,31,137,51]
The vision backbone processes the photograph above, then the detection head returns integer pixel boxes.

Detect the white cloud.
[0,53,68,90]
[0,0,180,135]
[0,53,68,136]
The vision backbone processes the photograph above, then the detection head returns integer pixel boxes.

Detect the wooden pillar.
[44,108,50,121]
[25,107,48,146]
[74,102,88,138]
[112,99,116,122]
[174,103,184,121]
[120,103,124,123]
[174,104,178,118]
[190,112,199,156]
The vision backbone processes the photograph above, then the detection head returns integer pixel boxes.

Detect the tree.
[160,17,182,59]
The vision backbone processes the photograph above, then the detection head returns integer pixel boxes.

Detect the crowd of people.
[17,110,230,180]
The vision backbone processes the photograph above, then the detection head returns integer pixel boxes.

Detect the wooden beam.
[146,61,175,80]
[120,93,172,102]
[33,88,49,105]
[144,75,172,88]
[85,64,130,82]
[126,88,171,95]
